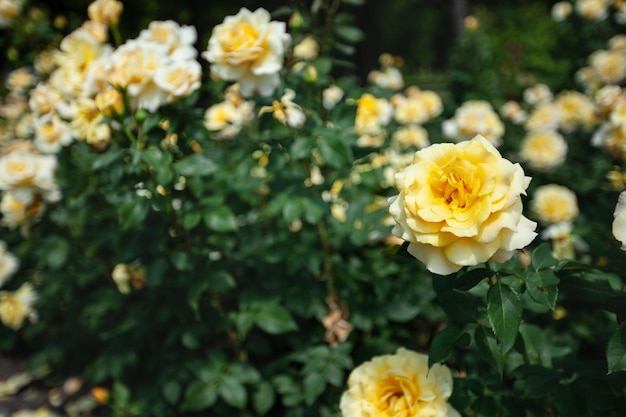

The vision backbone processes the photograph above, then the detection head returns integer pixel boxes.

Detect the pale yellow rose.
[87,0,123,26]
[554,90,597,132]
[442,100,504,146]
[340,348,460,417]
[153,59,202,101]
[0,283,38,330]
[499,100,527,124]
[612,190,626,250]
[202,8,291,97]
[523,83,553,106]
[322,85,344,110]
[575,0,609,21]
[0,0,21,29]
[33,115,73,154]
[293,35,319,60]
[530,184,579,225]
[391,125,430,150]
[552,1,573,21]
[388,135,537,275]
[519,130,568,172]
[589,49,626,85]
[524,102,561,132]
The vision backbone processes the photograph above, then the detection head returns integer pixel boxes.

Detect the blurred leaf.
[303,373,325,405]
[335,25,365,43]
[607,322,626,374]
[519,323,551,367]
[181,381,218,411]
[162,380,181,405]
[203,206,238,232]
[487,281,522,354]
[174,154,218,176]
[92,148,122,171]
[112,381,130,407]
[429,326,470,367]
[436,288,481,324]
[118,197,150,230]
[386,301,420,322]
[253,381,275,415]
[316,136,352,168]
[219,375,247,409]
[254,302,298,334]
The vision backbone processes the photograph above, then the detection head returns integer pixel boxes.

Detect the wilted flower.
[531,184,579,225]
[388,135,537,275]
[442,100,504,146]
[0,282,38,330]
[340,348,460,417]
[519,130,568,172]
[202,7,291,97]
[111,262,146,294]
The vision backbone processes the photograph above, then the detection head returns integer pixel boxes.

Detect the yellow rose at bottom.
[340,348,460,417]
[388,135,537,275]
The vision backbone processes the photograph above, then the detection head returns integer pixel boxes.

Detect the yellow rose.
[87,0,123,26]
[202,8,291,97]
[530,184,579,225]
[388,135,537,275]
[0,283,38,330]
[340,348,460,417]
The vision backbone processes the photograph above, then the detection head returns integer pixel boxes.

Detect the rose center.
[375,373,419,416]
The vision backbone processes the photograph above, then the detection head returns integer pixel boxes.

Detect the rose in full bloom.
[87,0,123,26]
[519,130,568,172]
[340,348,460,417]
[388,135,537,275]
[202,8,291,97]
[530,184,579,225]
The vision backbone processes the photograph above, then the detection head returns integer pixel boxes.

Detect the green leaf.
[209,271,236,292]
[519,323,551,367]
[162,380,181,405]
[607,322,626,374]
[181,381,218,411]
[514,365,559,399]
[141,146,170,167]
[219,375,247,409]
[203,206,238,232]
[253,381,275,415]
[386,301,420,322]
[316,136,352,168]
[487,281,522,354]
[475,325,504,376]
[182,211,201,230]
[436,289,481,324]
[525,270,559,310]
[92,148,122,171]
[531,243,559,270]
[429,326,470,367]
[174,154,218,177]
[303,373,326,405]
[112,381,130,406]
[335,25,365,43]
[119,197,150,230]
[254,302,298,334]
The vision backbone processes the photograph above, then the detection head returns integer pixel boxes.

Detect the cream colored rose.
[202,8,291,97]
[87,0,123,26]
[589,49,626,85]
[519,130,568,172]
[0,283,38,330]
[552,1,573,21]
[322,85,344,110]
[442,100,504,146]
[524,102,561,132]
[34,115,74,154]
[530,184,579,225]
[153,59,202,101]
[613,191,626,250]
[388,135,537,275]
[340,348,460,417]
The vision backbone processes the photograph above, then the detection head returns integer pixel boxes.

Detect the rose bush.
[1,1,626,417]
